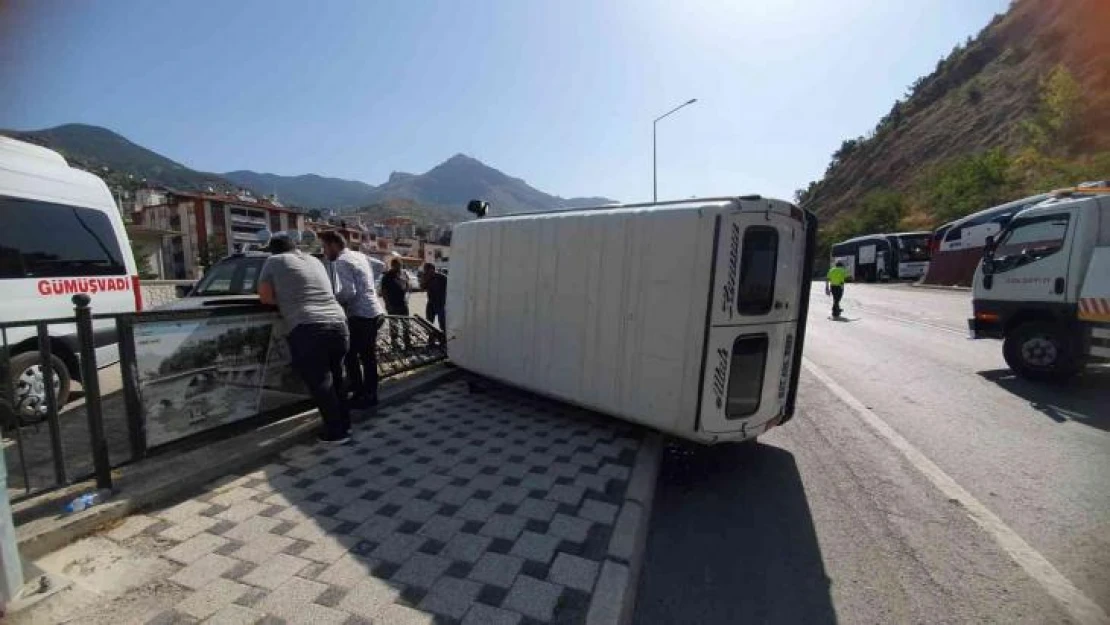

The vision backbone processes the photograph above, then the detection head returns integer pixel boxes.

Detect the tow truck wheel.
[1003,321,1079,383]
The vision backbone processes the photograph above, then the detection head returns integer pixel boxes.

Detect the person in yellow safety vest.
[826,261,848,318]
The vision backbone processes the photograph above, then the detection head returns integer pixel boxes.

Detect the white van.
[0,136,141,421]
[970,188,1110,380]
[447,196,816,444]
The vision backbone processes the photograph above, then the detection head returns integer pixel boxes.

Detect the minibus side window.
[726,334,768,419]
[0,196,125,279]
[737,226,778,315]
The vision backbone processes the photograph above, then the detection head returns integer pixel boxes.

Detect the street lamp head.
[686,98,697,104]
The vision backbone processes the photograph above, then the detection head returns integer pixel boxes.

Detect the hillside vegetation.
[2,124,233,192]
[797,0,1110,253]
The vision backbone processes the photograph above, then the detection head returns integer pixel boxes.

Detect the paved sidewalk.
[22,379,646,625]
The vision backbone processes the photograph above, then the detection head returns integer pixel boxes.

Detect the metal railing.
[1,298,445,505]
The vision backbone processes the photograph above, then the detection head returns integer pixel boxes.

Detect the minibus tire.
[8,351,71,423]
[1002,321,1079,383]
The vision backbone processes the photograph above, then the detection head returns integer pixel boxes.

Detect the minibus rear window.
[0,197,126,279]
[726,334,768,419]
[737,226,778,315]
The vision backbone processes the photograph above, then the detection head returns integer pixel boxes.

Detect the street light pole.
[653,98,698,202]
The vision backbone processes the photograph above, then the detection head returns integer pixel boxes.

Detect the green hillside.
[797,0,1110,254]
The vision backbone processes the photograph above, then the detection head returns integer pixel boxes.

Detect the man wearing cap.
[258,234,352,444]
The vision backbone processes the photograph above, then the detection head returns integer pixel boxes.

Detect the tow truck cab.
[969,188,1110,381]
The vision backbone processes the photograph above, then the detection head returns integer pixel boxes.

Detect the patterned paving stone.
[549,553,600,592]
[175,578,250,620]
[509,531,562,564]
[106,515,159,542]
[479,513,527,541]
[418,515,466,543]
[240,553,310,589]
[468,552,524,589]
[578,499,619,525]
[338,577,405,619]
[462,603,523,625]
[163,532,230,565]
[418,576,483,619]
[169,553,238,589]
[79,379,642,625]
[503,574,564,622]
[391,552,451,589]
[206,604,264,625]
[371,532,427,564]
[228,533,297,564]
[549,513,592,543]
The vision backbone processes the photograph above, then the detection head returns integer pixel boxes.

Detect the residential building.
[423,243,450,269]
[134,188,305,279]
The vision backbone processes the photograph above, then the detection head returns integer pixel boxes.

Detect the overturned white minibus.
[446,196,816,444]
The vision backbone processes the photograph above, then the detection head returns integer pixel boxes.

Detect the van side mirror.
[467,200,489,218]
[984,235,995,251]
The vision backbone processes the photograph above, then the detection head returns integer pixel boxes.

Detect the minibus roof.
[0,136,116,211]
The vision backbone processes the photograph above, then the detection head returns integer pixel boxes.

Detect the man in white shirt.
[320,231,385,408]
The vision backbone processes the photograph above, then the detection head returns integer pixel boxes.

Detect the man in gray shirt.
[258,234,351,444]
[320,231,384,408]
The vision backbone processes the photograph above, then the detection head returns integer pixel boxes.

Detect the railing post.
[36,323,67,485]
[73,295,112,491]
[116,316,146,461]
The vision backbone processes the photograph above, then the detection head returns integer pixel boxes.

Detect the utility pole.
[653,98,698,202]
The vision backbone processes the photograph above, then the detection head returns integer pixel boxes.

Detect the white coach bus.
[446,196,817,444]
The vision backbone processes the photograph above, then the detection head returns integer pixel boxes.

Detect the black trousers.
[287,322,350,439]
[830,285,844,317]
[345,315,383,401]
[426,304,446,334]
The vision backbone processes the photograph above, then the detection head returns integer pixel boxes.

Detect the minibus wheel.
[8,352,71,425]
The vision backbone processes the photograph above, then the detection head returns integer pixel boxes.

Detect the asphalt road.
[635,282,1110,624]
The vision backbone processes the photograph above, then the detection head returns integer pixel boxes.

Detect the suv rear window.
[0,196,126,278]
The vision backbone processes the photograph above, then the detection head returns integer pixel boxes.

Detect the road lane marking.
[851,308,968,336]
[803,358,1109,625]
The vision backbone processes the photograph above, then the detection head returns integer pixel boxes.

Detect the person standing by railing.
[258,234,351,444]
[420,262,447,338]
[380,258,411,351]
[320,231,385,409]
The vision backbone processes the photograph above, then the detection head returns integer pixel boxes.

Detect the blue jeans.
[287,322,350,439]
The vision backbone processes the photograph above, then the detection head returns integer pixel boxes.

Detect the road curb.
[15,364,458,561]
[586,430,663,625]
[911,282,972,292]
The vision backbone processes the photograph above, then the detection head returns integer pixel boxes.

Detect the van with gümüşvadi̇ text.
[969,186,1110,381]
[0,136,142,424]
[447,196,817,444]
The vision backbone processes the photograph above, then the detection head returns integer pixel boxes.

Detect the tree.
[1021,65,1083,152]
[853,190,906,234]
[914,148,1014,223]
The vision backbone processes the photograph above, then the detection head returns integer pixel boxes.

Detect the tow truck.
[969,186,1110,381]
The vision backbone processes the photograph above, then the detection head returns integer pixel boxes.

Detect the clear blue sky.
[0,0,1009,203]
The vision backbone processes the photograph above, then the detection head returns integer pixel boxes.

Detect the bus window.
[737,226,778,315]
[898,235,930,262]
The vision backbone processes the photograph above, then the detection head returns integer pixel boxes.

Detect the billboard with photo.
[133,312,308,447]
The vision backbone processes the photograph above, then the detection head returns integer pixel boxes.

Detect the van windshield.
[0,196,126,278]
